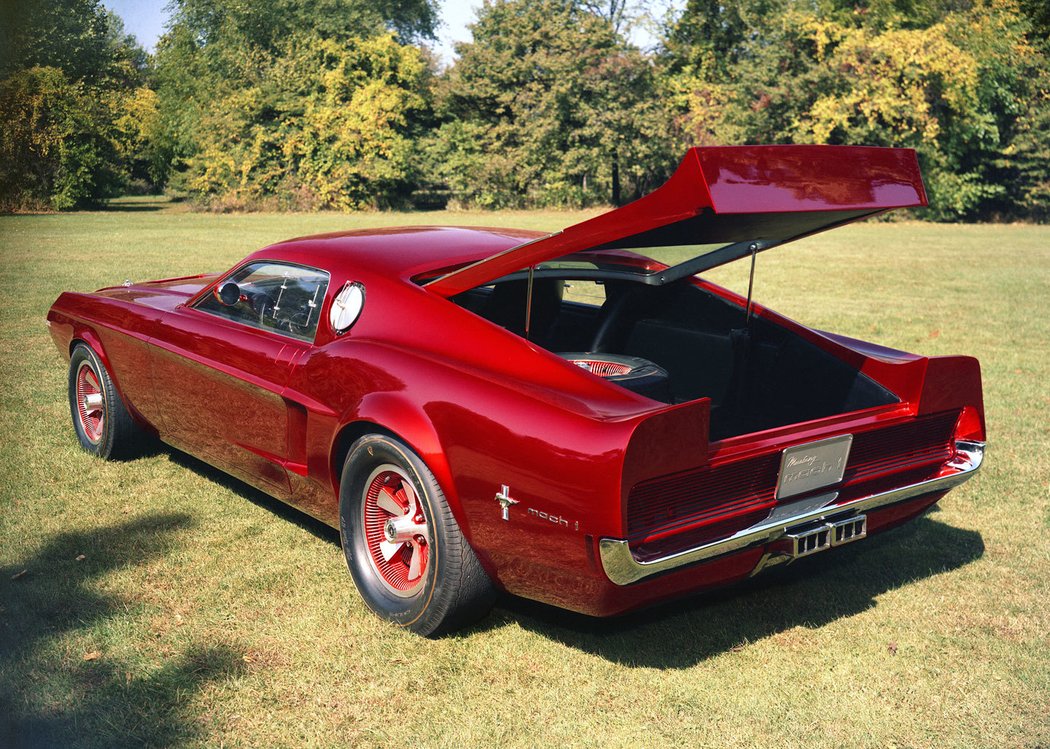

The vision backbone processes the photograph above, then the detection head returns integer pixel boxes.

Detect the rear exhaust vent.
[785,525,832,557]
[829,515,867,546]
[784,514,867,559]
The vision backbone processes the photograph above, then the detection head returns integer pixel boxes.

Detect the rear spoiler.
[426,146,927,297]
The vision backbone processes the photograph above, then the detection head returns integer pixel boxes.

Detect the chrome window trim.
[599,440,984,586]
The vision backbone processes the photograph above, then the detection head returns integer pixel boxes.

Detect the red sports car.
[47,146,984,635]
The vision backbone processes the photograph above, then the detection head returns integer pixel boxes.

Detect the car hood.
[424,145,926,297]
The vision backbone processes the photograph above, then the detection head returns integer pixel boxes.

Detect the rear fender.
[333,393,461,525]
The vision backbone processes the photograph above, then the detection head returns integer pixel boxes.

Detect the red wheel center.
[75,363,105,444]
[363,467,430,597]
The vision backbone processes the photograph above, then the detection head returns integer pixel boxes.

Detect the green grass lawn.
[1,202,1047,748]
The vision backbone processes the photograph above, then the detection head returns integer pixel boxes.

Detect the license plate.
[776,434,853,500]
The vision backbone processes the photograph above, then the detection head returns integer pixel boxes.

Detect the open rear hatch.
[424,145,927,297]
[422,147,983,585]
[430,145,929,442]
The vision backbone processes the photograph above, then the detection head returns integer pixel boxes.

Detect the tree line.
[2,0,1047,220]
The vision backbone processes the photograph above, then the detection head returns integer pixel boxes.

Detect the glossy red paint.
[46,146,982,623]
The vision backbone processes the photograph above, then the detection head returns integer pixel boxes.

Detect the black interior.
[454,278,898,440]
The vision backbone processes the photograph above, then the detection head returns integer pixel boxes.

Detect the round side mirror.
[216,281,240,306]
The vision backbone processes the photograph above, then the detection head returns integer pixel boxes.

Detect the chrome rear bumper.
[599,440,984,586]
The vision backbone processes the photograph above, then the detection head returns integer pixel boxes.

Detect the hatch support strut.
[726,242,759,421]
[744,242,758,331]
[524,264,535,340]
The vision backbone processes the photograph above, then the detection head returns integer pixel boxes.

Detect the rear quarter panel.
[286,272,665,607]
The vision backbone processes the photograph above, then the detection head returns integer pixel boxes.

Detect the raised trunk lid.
[425,145,926,297]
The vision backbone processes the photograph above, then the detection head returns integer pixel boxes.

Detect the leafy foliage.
[167,0,438,48]
[2,0,1047,219]
[0,2,151,210]
[998,73,1050,221]
[0,67,118,210]
[1,0,116,83]
[173,35,427,210]
[155,0,436,210]
[661,0,1048,220]
[423,0,672,208]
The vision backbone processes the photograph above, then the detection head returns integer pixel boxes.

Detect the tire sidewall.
[339,435,444,630]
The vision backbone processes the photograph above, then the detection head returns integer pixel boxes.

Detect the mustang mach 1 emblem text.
[776,434,853,500]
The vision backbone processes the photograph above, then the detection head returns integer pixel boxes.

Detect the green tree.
[0,67,125,210]
[0,1,152,209]
[1018,0,1050,43]
[1,0,112,82]
[997,71,1050,220]
[154,0,439,209]
[177,34,427,209]
[660,0,1048,220]
[167,0,438,49]
[424,0,673,208]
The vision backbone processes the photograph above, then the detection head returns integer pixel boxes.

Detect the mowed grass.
[0,200,1047,748]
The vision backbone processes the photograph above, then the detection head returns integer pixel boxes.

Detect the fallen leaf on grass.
[83,651,102,661]
[887,641,898,656]
[10,570,27,581]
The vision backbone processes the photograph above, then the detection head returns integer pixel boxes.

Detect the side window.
[194,261,330,342]
[563,280,606,307]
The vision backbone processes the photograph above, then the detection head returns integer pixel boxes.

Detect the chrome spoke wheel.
[75,361,105,444]
[363,465,430,597]
[340,434,496,635]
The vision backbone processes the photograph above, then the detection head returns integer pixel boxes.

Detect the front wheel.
[339,434,495,636]
[67,343,142,460]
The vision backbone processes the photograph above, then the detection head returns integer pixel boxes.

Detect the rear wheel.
[68,343,141,459]
[339,434,495,636]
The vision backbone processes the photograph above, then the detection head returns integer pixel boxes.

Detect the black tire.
[339,434,495,636]
[68,343,141,460]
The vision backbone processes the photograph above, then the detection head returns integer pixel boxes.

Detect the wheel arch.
[68,329,133,408]
[68,327,154,434]
[329,394,463,532]
[69,328,114,375]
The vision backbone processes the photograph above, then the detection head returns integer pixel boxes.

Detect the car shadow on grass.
[140,448,983,670]
[0,513,247,749]
[491,514,984,668]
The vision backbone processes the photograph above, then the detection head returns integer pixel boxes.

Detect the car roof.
[248,226,546,281]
